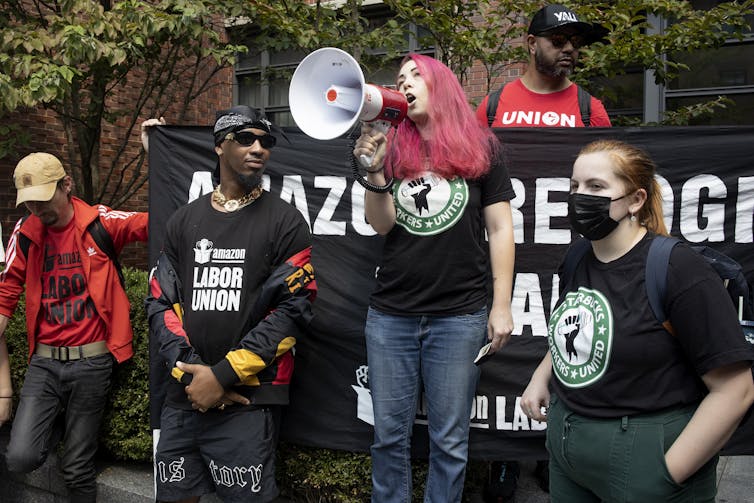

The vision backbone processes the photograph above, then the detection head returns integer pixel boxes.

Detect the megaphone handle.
[359,120,391,169]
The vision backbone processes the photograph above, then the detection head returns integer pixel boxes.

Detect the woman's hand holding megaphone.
[353,123,388,178]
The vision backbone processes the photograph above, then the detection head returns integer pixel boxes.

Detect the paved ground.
[467,456,754,503]
[3,419,754,502]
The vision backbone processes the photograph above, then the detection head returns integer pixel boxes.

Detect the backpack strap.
[485,85,505,127]
[87,216,125,289]
[576,85,592,127]
[560,237,592,292]
[16,215,31,258]
[646,236,680,335]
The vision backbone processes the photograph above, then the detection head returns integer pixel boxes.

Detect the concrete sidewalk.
[2,423,753,503]
[471,456,754,503]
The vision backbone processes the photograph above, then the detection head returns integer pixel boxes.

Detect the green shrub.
[100,266,152,461]
[277,444,437,502]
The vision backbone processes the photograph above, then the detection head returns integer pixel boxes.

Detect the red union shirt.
[37,219,107,347]
[476,78,611,128]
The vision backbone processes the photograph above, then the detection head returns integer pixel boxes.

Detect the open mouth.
[405,93,416,104]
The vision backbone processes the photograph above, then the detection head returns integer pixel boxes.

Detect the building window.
[235,47,307,127]
[661,2,754,125]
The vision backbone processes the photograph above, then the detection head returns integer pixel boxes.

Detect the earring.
[630,213,637,222]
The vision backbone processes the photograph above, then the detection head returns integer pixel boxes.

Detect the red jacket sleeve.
[0,218,28,318]
[96,206,148,251]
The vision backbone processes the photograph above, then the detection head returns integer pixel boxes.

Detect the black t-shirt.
[370,154,515,316]
[162,193,310,406]
[549,233,754,418]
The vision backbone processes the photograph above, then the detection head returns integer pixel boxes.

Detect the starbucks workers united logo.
[548,287,613,388]
[393,173,468,236]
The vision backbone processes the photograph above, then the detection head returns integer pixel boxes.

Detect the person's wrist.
[366,170,386,183]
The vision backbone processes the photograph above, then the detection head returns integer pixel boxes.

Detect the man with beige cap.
[0,152,147,502]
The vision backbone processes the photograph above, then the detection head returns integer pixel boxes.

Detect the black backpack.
[17,215,125,288]
[485,83,593,127]
[561,236,754,334]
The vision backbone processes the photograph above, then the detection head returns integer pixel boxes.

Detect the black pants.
[5,354,113,500]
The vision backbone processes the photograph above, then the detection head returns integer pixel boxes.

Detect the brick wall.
[0,62,233,269]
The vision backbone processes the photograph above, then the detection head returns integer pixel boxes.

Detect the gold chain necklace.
[212,184,263,212]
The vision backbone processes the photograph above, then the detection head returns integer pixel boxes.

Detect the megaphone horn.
[289,47,408,142]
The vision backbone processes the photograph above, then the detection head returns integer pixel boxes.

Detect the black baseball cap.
[528,4,607,45]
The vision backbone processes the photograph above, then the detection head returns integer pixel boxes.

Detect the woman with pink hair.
[353,53,516,502]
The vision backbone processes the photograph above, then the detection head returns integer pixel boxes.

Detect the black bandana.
[213,105,273,145]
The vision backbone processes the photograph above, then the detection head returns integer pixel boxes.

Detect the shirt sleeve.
[480,143,516,207]
[589,97,612,127]
[97,206,149,251]
[144,209,204,385]
[665,244,754,376]
[475,95,492,128]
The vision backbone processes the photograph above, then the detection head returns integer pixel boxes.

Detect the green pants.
[546,394,717,502]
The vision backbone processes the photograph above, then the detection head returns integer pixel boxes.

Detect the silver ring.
[218,403,226,411]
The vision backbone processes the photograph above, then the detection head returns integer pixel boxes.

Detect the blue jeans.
[366,307,487,503]
[5,353,113,501]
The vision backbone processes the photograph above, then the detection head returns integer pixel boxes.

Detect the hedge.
[4,267,489,501]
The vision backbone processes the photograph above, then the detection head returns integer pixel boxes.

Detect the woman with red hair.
[353,53,516,502]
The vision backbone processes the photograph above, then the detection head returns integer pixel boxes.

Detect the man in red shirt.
[0,152,147,502]
[476,3,611,128]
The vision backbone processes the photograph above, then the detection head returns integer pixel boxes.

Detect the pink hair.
[385,54,496,180]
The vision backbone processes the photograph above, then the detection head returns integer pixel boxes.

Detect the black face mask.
[568,193,626,241]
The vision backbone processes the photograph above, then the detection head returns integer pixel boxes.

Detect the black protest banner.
[148,126,754,459]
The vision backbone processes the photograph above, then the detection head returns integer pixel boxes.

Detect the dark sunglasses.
[545,33,586,50]
[225,131,276,149]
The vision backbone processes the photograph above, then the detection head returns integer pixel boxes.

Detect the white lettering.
[208,459,263,493]
[511,273,548,337]
[280,175,312,230]
[193,267,243,288]
[181,172,751,243]
[313,176,347,236]
[510,178,525,244]
[534,177,571,244]
[680,174,726,242]
[187,172,213,203]
[495,396,547,431]
[498,111,577,127]
[471,395,489,421]
[351,182,377,236]
[736,177,754,243]
[656,174,674,232]
[191,289,241,311]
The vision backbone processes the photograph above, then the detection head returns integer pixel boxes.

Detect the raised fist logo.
[355,365,369,388]
[405,177,433,215]
[558,313,582,362]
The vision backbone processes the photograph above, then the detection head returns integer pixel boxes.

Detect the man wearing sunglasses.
[477,3,611,129]
[145,105,316,502]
